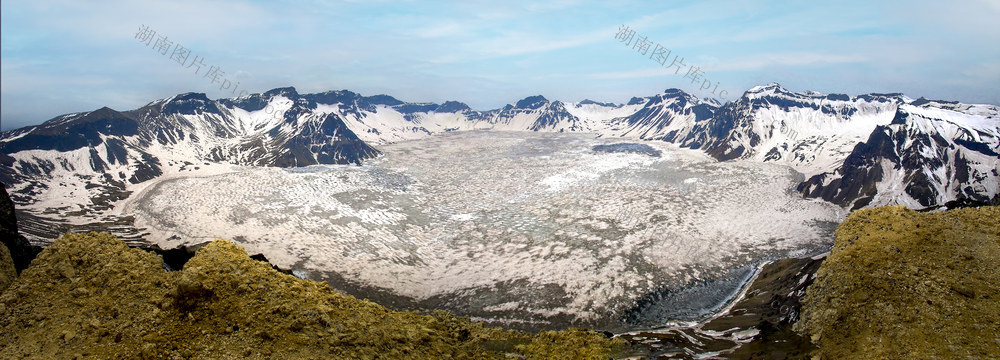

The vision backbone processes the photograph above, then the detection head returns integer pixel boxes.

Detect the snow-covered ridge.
[1,84,997,244]
[799,103,1000,209]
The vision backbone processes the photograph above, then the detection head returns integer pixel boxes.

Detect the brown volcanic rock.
[0,232,624,359]
[0,244,14,294]
[796,205,1000,359]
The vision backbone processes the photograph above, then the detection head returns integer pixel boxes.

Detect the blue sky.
[2,0,999,130]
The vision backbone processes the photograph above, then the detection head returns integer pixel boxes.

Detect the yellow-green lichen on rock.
[517,329,625,360]
[796,205,1000,359]
[0,232,624,359]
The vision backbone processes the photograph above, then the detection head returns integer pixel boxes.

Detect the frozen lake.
[126,131,845,331]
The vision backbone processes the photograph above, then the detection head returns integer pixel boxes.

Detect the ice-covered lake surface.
[126,131,845,331]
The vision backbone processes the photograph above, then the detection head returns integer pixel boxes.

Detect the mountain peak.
[436,101,471,113]
[662,88,691,96]
[578,99,618,107]
[364,94,404,106]
[659,89,699,103]
[69,107,128,125]
[263,86,299,99]
[910,97,960,107]
[172,92,211,102]
[626,97,647,106]
[161,92,221,115]
[742,83,803,101]
[514,95,548,109]
[746,82,785,94]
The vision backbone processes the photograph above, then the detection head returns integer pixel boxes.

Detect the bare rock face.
[797,205,1000,359]
[0,184,39,273]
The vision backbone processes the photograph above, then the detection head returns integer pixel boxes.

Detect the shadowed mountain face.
[1,90,378,172]
[798,103,1000,209]
[0,84,997,245]
[0,89,380,243]
[0,184,40,273]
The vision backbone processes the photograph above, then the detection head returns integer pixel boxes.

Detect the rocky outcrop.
[0,244,14,294]
[0,184,39,273]
[0,232,624,359]
[796,205,1000,359]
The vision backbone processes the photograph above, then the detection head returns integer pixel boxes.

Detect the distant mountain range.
[1,83,997,243]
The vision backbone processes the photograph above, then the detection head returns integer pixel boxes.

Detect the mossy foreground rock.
[797,205,1000,359]
[0,233,623,359]
[0,244,15,294]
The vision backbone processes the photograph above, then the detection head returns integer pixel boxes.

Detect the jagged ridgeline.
[2,84,996,243]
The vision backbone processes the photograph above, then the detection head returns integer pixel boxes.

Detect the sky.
[2,0,999,130]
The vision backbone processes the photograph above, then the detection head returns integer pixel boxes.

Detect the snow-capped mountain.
[637,84,997,209]
[799,101,1000,208]
[1,84,997,242]
[0,88,378,203]
[615,84,905,178]
[0,87,384,241]
[676,84,907,174]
